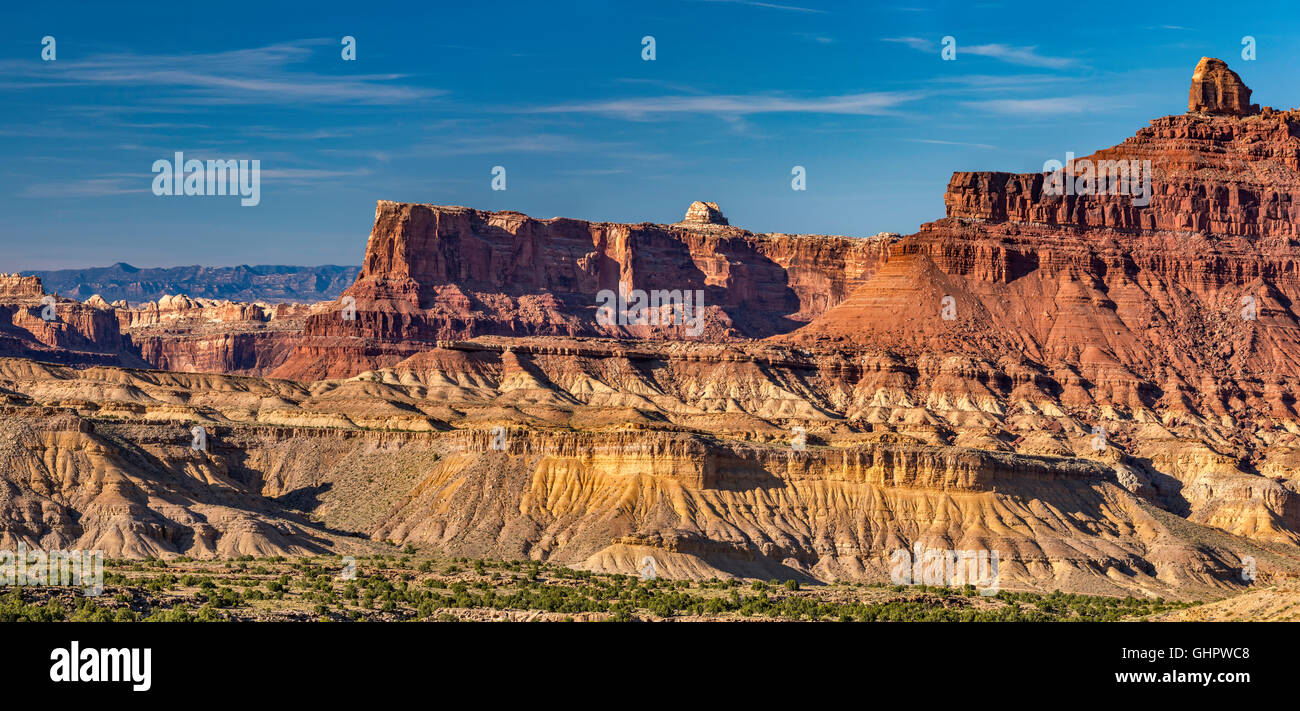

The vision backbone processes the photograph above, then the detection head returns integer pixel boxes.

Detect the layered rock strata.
[270,201,893,380]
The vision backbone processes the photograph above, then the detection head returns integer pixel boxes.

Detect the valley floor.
[1,552,1253,623]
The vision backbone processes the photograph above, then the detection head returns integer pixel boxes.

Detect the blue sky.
[2,0,1297,270]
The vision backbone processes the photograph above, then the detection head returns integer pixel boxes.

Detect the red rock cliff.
[273,201,893,379]
[791,57,1300,426]
[0,276,142,366]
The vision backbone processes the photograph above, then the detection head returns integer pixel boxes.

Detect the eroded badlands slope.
[0,347,1296,597]
[0,408,365,558]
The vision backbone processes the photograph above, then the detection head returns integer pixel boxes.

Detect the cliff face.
[792,59,1300,429]
[119,296,309,375]
[0,274,45,299]
[352,201,882,323]
[1,276,309,375]
[944,113,1300,237]
[270,202,893,380]
[131,331,302,375]
[1189,56,1259,116]
[0,274,144,367]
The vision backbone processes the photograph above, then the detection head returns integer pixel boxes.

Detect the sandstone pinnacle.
[1188,57,1259,116]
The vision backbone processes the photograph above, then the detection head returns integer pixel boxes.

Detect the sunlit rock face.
[1188,57,1259,116]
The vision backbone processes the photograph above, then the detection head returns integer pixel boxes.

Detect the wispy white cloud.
[117,122,212,130]
[963,44,1076,69]
[926,73,1071,88]
[259,168,372,180]
[883,36,933,52]
[614,78,711,95]
[20,177,147,198]
[692,0,828,13]
[523,91,919,120]
[558,168,629,176]
[884,37,1076,68]
[962,96,1132,116]
[417,133,629,155]
[318,148,395,163]
[0,41,438,105]
[794,32,836,44]
[905,138,996,149]
[20,164,371,198]
[242,127,366,141]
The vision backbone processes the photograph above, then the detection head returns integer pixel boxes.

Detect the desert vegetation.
[0,554,1198,623]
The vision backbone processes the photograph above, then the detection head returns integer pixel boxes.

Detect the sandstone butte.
[3,58,1300,603]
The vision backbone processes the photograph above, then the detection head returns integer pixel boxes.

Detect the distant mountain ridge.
[26,263,360,304]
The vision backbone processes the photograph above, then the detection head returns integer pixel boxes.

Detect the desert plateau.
[4,53,1300,630]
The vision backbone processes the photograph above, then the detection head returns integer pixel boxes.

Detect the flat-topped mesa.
[942,57,1300,238]
[0,274,140,365]
[1188,57,1259,117]
[678,201,729,226]
[270,200,893,380]
[0,274,45,299]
